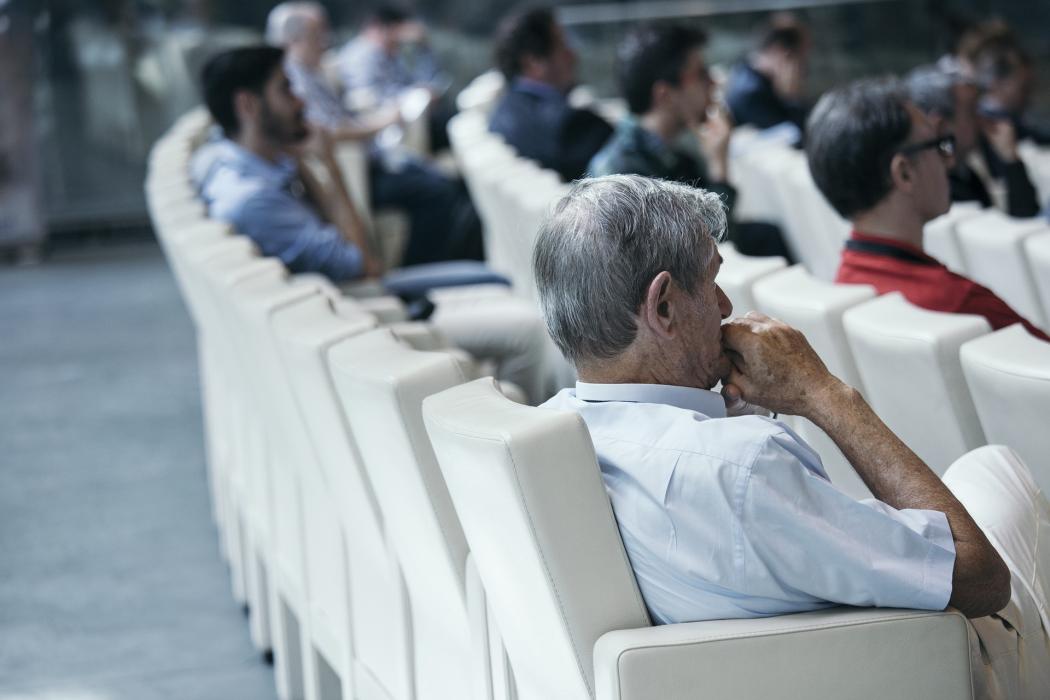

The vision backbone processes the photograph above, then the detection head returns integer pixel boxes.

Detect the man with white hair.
[266,2,480,265]
[536,174,1050,698]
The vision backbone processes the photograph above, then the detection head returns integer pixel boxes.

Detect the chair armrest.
[355,295,409,324]
[594,607,972,700]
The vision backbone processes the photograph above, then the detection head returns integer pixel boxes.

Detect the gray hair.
[905,63,968,119]
[266,2,323,47]
[533,175,726,368]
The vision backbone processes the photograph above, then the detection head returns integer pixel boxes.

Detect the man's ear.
[889,152,913,193]
[650,80,672,109]
[641,271,676,340]
[233,90,260,128]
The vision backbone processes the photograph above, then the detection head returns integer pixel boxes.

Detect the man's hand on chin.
[720,381,772,418]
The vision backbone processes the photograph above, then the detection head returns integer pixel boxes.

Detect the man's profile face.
[901,105,952,221]
[544,22,578,92]
[677,250,734,389]
[673,47,713,125]
[259,65,308,145]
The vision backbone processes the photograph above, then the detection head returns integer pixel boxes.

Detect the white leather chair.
[752,266,876,499]
[269,294,413,700]
[843,293,989,474]
[227,267,324,700]
[961,324,1050,494]
[1025,232,1050,327]
[955,210,1049,328]
[329,327,495,700]
[423,378,973,700]
[922,201,983,274]
[716,244,787,317]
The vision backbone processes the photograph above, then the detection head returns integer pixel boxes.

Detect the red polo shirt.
[836,231,1049,342]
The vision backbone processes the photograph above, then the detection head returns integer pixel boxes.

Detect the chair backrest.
[843,292,989,474]
[922,201,983,274]
[961,324,1050,493]
[1024,231,1050,330]
[269,294,412,700]
[424,378,650,700]
[752,265,873,391]
[329,328,476,700]
[955,210,1049,328]
[716,244,787,317]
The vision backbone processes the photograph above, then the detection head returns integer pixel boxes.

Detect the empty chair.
[843,293,989,474]
[716,244,787,317]
[955,211,1049,328]
[922,201,983,274]
[961,324,1050,493]
[753,265,876,499]
[1025,232,1050,327]
[270,294,413,700]
[424,378,972,700]
[329,327,491,700]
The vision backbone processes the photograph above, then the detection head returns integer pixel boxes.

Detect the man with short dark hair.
[588,23,792,260]
[806,77,1048,341]
[195,46,549,402]
[197,45,379,280]
[906,63,1040,217]
[488,5,612,181]
[535,174,1050,698]
[724,14,810,134]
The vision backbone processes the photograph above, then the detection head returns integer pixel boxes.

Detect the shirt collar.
[575,381,727,419]
[513,77,567,102]
[618,116,679,170]
[849,230,941,265]
[212,138,298,188]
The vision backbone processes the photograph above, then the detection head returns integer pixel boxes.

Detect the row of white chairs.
[147,108,990,699]
[716,249,1050,501]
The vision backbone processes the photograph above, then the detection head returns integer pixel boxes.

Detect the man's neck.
[235,129,284,165]
[639,110,682,145]
[850,198,926,247]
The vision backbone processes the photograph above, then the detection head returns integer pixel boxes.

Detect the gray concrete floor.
[0,241,278,700]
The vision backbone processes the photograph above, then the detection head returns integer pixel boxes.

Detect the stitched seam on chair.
[615,611,964,651]
[504,434,596,698]
[392,357,472,599]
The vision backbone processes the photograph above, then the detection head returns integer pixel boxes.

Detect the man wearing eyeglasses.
[806,78,1048,341]
[906,64,1040,218]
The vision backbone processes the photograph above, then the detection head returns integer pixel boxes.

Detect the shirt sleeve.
[957,282,1050,341]
[233,188,363,282]
[739,428,956,611]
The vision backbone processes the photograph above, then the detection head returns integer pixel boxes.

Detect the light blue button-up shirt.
[194,139,363,281]
[542,382,956,624]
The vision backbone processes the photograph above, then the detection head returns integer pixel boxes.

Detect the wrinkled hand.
[980,117,1019,163]
[720,311,838,417]
[720,383,772,417]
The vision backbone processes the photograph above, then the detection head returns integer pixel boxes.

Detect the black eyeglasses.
[898,134,956,159]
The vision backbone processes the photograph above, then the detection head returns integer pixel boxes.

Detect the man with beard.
[195,47,549,403]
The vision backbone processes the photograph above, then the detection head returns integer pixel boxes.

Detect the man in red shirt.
[805,77,1048,341]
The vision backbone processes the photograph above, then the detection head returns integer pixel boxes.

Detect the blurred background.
[2,0,1049,259]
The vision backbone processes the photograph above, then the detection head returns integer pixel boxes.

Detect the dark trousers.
[369,155,483,266]
[730,220,795,263]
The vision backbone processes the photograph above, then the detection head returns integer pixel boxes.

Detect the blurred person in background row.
[724,13,810,141]
[806,77,1048,341]
[268,2,482,264]
[488,5,613,181]
[588,23,793,260]
[195,46,549,403]
[336,4,456,152]
[955,20,1050,146]
[906,63,1040,218]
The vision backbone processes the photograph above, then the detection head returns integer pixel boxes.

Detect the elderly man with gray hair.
[906,63,1039,217]
[536,174,1050,698]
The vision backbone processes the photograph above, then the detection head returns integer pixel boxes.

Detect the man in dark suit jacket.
[488,6,612,182]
